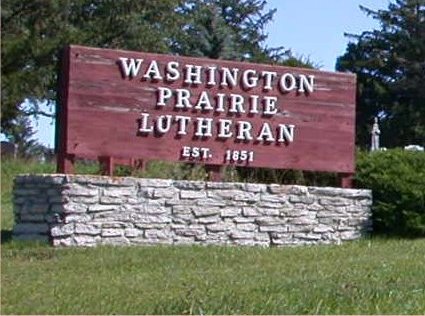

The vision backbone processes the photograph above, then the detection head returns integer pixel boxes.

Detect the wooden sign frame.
[57,45,356,186]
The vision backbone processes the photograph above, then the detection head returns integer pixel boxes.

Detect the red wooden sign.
[57,45,356,183]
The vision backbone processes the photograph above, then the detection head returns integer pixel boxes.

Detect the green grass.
[2,158,425,314]
[1,239,425,314]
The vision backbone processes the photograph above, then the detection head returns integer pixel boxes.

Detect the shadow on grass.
[1,230,13,244]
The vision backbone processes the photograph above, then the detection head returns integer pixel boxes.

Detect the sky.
[4,0,391,149]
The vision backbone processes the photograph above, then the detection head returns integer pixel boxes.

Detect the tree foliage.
[337,0,425,148]
[1,0,184,135]
[1,0,313,150]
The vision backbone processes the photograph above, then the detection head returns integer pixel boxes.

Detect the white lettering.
[194,91,213,110]
[175,115,191,135]
[221,67,239,87]
[249,95,260,114]
[206,66,217,86]
[143,60,162,80]
[263,96,278,115]
[215,93,226,112]
[299,74,315,93]
[119,57,143,78]
[278,124,295,143]
[237,121,253,140]
[218,119,233,138]
[156,115,172,134]
[175,89,192,108]
[184,65,202,84]
[229,94,245,113]
[242,69,258,89]
[256,122,275,142]
[262,71,277,90]
[166,61,180,81]
[138,113,153,133]
[279,73,297,92]
[195,117,213,137]
[157,87,172,106]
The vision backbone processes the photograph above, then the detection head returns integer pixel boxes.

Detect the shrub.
[356,149,425,236]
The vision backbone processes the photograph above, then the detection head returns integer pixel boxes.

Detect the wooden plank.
[98,156,114,176]
[59,45,357,176]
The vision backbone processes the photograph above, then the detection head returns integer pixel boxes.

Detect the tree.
[1,0,184,136]
[336,0,425,148]
[1,0,312,149]
[172,0,289,62]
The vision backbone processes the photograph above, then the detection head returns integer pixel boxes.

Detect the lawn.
[1,158,425,314]
[1,239,425,314]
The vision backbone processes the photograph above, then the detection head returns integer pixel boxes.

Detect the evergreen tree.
[173,0,288,62]
[337,0,425,148]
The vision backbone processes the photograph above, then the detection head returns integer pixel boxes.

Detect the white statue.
[370,117,381,151]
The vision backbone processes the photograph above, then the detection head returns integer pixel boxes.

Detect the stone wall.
[13,175,372,247]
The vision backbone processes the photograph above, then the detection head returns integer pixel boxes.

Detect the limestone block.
[131,215,171,224]
[257,201,287,209]
[243,183,267,193]
[319,197,351,207]
[293,233,322,240]
[193,207,220,217]
[174,225,205,237]
[88,204,117,212]
[289,217,317,226]
[255,217,285,226]
[93,211,131,222]
[313,224,334,233]
[206,182,242,190]
[102,187,135,197]
[99,196,124,204]
[207,190,243,200]
[138,178,172,188]
[196,198,226,207]
[233,217,255,223]
[230,231,255,239]
[260,194,287,203]
[289,195,316,205]
[64,214,92,223]
[101,228,124,237]
[51,223,74,237]
[144,205,168,215]
[221,207,241,218]
[236,223,257,231]
[180,190,207,199]
[197,215,220,224]
[75,224,101,235]
[287,225,314,233]
[124,228,142,238]
[259,224,288,233]
[153,188,178,199]
[173,180,205,190]
[242,207,260,217]
[64,184,98,197]
[234,192,259,202]
[145,229,172,239]
[206,223,232,232]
